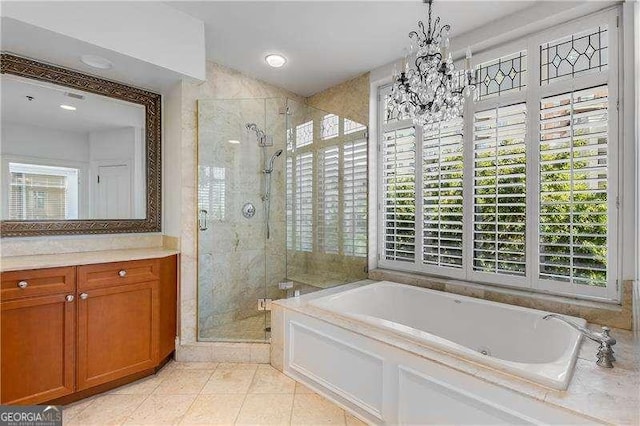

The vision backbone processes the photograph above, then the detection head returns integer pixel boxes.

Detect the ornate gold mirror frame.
[0,54,162,237]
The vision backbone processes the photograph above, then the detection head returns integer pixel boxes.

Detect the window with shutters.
[8,162,79,220]
[377,8,619,301]
[344,139,368,257]
[294,152,314,252]
[287,115,368,258]
[318,146,340,253]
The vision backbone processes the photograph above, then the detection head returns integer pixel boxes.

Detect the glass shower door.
[197,98,286,342]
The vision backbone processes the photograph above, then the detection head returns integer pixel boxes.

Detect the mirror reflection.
[1,74,146,220]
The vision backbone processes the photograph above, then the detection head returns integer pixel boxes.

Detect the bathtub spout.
[543,314,616,368]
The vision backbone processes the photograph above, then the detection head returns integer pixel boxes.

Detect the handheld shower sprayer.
[265,149,283,174]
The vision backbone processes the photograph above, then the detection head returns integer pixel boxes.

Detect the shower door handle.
[199,209,208,231]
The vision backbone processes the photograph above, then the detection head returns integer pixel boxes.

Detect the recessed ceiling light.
[228,139,241,144]
[60,104,77,111]
[265,54,287,68]
[80,54,113,70]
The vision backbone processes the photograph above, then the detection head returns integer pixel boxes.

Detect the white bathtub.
[309,281,585,390]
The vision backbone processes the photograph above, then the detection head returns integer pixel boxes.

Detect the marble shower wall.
[180,62,303,344]
[197,98,288,338]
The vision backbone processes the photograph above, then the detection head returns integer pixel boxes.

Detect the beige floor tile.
[235,393,294,425]
[295,382,316,394]
[153,369,213,395]
[124,394,196,425]
[67,394,147,425]
[110,375,166,395]
[216,362,260,371]
[248,364,296,394]
[63,396,97,423]
[345,413,368,426]
[291,393,346,425]
[173,362,219,371]
[179,393,245,425]
[201,367,257,394]
[155,361,178,379]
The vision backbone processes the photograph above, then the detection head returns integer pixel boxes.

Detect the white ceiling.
[167,1,539,96]
[1,74,145,134]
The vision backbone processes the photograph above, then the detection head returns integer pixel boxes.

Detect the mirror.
[1,74,146,220]
[0,54,161,237]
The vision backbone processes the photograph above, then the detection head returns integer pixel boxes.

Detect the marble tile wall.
[1,233,164,257]
[305,73,370,125]
[180,62,304,346]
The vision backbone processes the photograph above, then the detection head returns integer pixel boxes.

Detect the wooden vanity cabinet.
[0,255,177,405]
[76,260,160,390]
[1,267,76,404]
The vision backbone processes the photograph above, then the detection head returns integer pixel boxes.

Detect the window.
[8,162,79,220]
[423,118,464,269]
[539,86,609,287]
[288,115,368,258]
[294,152,314,252]
[296,121,313,148]
[321,114,339,140]
[318,146,340,253]
[378,9,619,300]
[343,139,368,257]
[473,104,527,277]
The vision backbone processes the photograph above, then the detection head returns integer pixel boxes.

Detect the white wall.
[1,122,89,163]
[1,1,205,82]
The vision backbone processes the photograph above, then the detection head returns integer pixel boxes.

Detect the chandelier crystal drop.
[388,0,475,128]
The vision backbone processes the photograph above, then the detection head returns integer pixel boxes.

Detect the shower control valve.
[242,202,256,219]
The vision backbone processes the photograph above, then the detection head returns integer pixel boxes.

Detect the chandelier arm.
[436,24,450,40]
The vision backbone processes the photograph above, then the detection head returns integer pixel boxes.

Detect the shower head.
[246,123,266,142]
[265,149,283,174]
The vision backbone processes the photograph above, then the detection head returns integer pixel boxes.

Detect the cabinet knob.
[118,270,127,277]
[17,281,28,289]
[65,295,75,302]
[80,293,89,300]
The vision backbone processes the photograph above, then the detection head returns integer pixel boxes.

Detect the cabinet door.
[1,293,75,404]
[77,281,158,390]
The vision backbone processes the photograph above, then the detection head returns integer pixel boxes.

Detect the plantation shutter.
[318,146,340,253]
[343,138,368,257]
[473,103,527,276]
[286,156,294,250]
[295,152,314,252]
[423,118,464,268]
[382,127,416,262]
[539,85,609,287]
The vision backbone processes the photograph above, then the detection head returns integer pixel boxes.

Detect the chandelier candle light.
[389,0,475,127]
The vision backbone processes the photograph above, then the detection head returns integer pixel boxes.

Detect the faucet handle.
[600,326,616,345]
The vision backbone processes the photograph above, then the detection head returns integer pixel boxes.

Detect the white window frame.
[377,7,621,302]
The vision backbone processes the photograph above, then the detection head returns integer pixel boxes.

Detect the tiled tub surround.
[370,269,635,331]
[271,281,640,425]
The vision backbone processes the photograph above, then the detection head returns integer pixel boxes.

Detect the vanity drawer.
[1,267,76,301]
[78,259,160,291]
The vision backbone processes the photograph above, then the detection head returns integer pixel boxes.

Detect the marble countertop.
[1,247,180,272]
[274,281,640,425]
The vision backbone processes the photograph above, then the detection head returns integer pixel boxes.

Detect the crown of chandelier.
[388,0,475,127]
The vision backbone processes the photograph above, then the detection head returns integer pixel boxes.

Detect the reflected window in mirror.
[8,162,80,220]
[1,73,147,221]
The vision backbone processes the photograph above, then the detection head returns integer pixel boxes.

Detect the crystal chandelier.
[388,0,475,127]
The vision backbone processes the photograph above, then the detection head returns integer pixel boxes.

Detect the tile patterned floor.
[63,361,368,425]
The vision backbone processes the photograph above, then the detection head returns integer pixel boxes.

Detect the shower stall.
[197,97,368,342]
